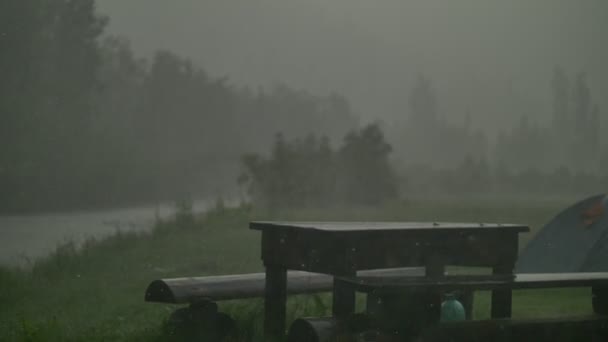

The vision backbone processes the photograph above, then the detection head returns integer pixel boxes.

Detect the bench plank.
[145,268,423,304]
[336,272,608,294]
[422,315,608,342]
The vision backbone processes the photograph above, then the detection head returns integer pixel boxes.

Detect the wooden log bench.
[287,272,608,342]
[420,316,608,342]
[145,267,423,304]
[144,267,422,339]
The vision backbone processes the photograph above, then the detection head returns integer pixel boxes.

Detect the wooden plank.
[333,276,356,318]
[264,264,287,341]
[491,262,515,318]
[250,221,529,233]
[491,233,517,318]
[421,315,608,342]
[518,272,608,283]
[331,242,357,318]
[145,268,424,304]
[592,285,608,314]
[335,272,608,294]
[147,271,608,305]
[261,229,523,273]
[426,254,446,278]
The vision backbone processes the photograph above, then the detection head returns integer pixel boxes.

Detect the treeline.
[396,75,489,168]
[392,69,605,197]
[239,124,398,208]
[496,67,603,173]
[403,158,608,197]
[398,71,604,173]
[0,1,356,212]
[2,0,605,212]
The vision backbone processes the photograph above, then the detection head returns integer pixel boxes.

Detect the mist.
[3,1,608,340]
[98,0,608,131]
[1,0,606,211]
[93,0,608,198]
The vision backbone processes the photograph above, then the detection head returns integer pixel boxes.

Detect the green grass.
[0,196,593,341]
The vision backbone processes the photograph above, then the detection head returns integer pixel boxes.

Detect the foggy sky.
[97,0,607,135]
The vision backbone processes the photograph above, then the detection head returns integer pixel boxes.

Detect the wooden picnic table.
[250,221,529,340]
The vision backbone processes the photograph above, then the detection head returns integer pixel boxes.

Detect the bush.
[240,124,398,209]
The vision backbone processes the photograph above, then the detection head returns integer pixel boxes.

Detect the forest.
[1,0,605,213]
[0,0,356,212]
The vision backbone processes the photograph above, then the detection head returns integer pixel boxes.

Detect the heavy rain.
[1,1,607,341]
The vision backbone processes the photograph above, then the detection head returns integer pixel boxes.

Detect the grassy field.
[0,196,594,341]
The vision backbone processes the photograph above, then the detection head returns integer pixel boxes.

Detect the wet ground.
[0,199,216,266]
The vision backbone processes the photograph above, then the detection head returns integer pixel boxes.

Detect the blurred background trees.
[0,0,357,212]
[0,1,606,212]
[239,124,397,209]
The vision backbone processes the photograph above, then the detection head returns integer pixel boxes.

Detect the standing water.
[0,199,217,267]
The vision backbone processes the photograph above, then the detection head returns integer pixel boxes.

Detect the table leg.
[592,285,608,315]
[460,290,475,320]
[333,276,356,318]
[264,264,287,341]
[491,263,513,318]
[425,255,445,278]
[424,256,444,324]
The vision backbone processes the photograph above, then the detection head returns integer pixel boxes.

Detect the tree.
[408,74,437,128]
[239,124,398,209]
[571,73,599,169]
[0,0,106,210]
[337,123,397,205]
[552,66,570,135]
[0,1,359,212]
[240,133,337,209]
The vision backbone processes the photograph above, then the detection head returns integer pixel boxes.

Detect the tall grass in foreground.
[0,196,592,340]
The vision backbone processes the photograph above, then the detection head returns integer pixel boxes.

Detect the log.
[421,315,608,342]
[145,267,424,304]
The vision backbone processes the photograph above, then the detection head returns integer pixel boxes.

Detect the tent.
[516,194,608,273]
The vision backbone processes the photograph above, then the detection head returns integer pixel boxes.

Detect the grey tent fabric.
[516,194,608,273]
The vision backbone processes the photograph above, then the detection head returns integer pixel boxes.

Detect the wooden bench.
[287,272,608,342]
[421,316,608,342]
[145,267,423,339]
[337,271,608,293]
[145,267,423,304]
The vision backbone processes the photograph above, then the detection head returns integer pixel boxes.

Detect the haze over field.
[2,2,608,340]
[98,0,608,131]
[1,0,607,213]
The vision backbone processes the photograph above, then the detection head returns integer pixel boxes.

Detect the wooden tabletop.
[250,221,529,233]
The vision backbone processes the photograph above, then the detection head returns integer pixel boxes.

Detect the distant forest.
[1,1,605,212]
[0,1,356,212]
[391,69,605,196]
